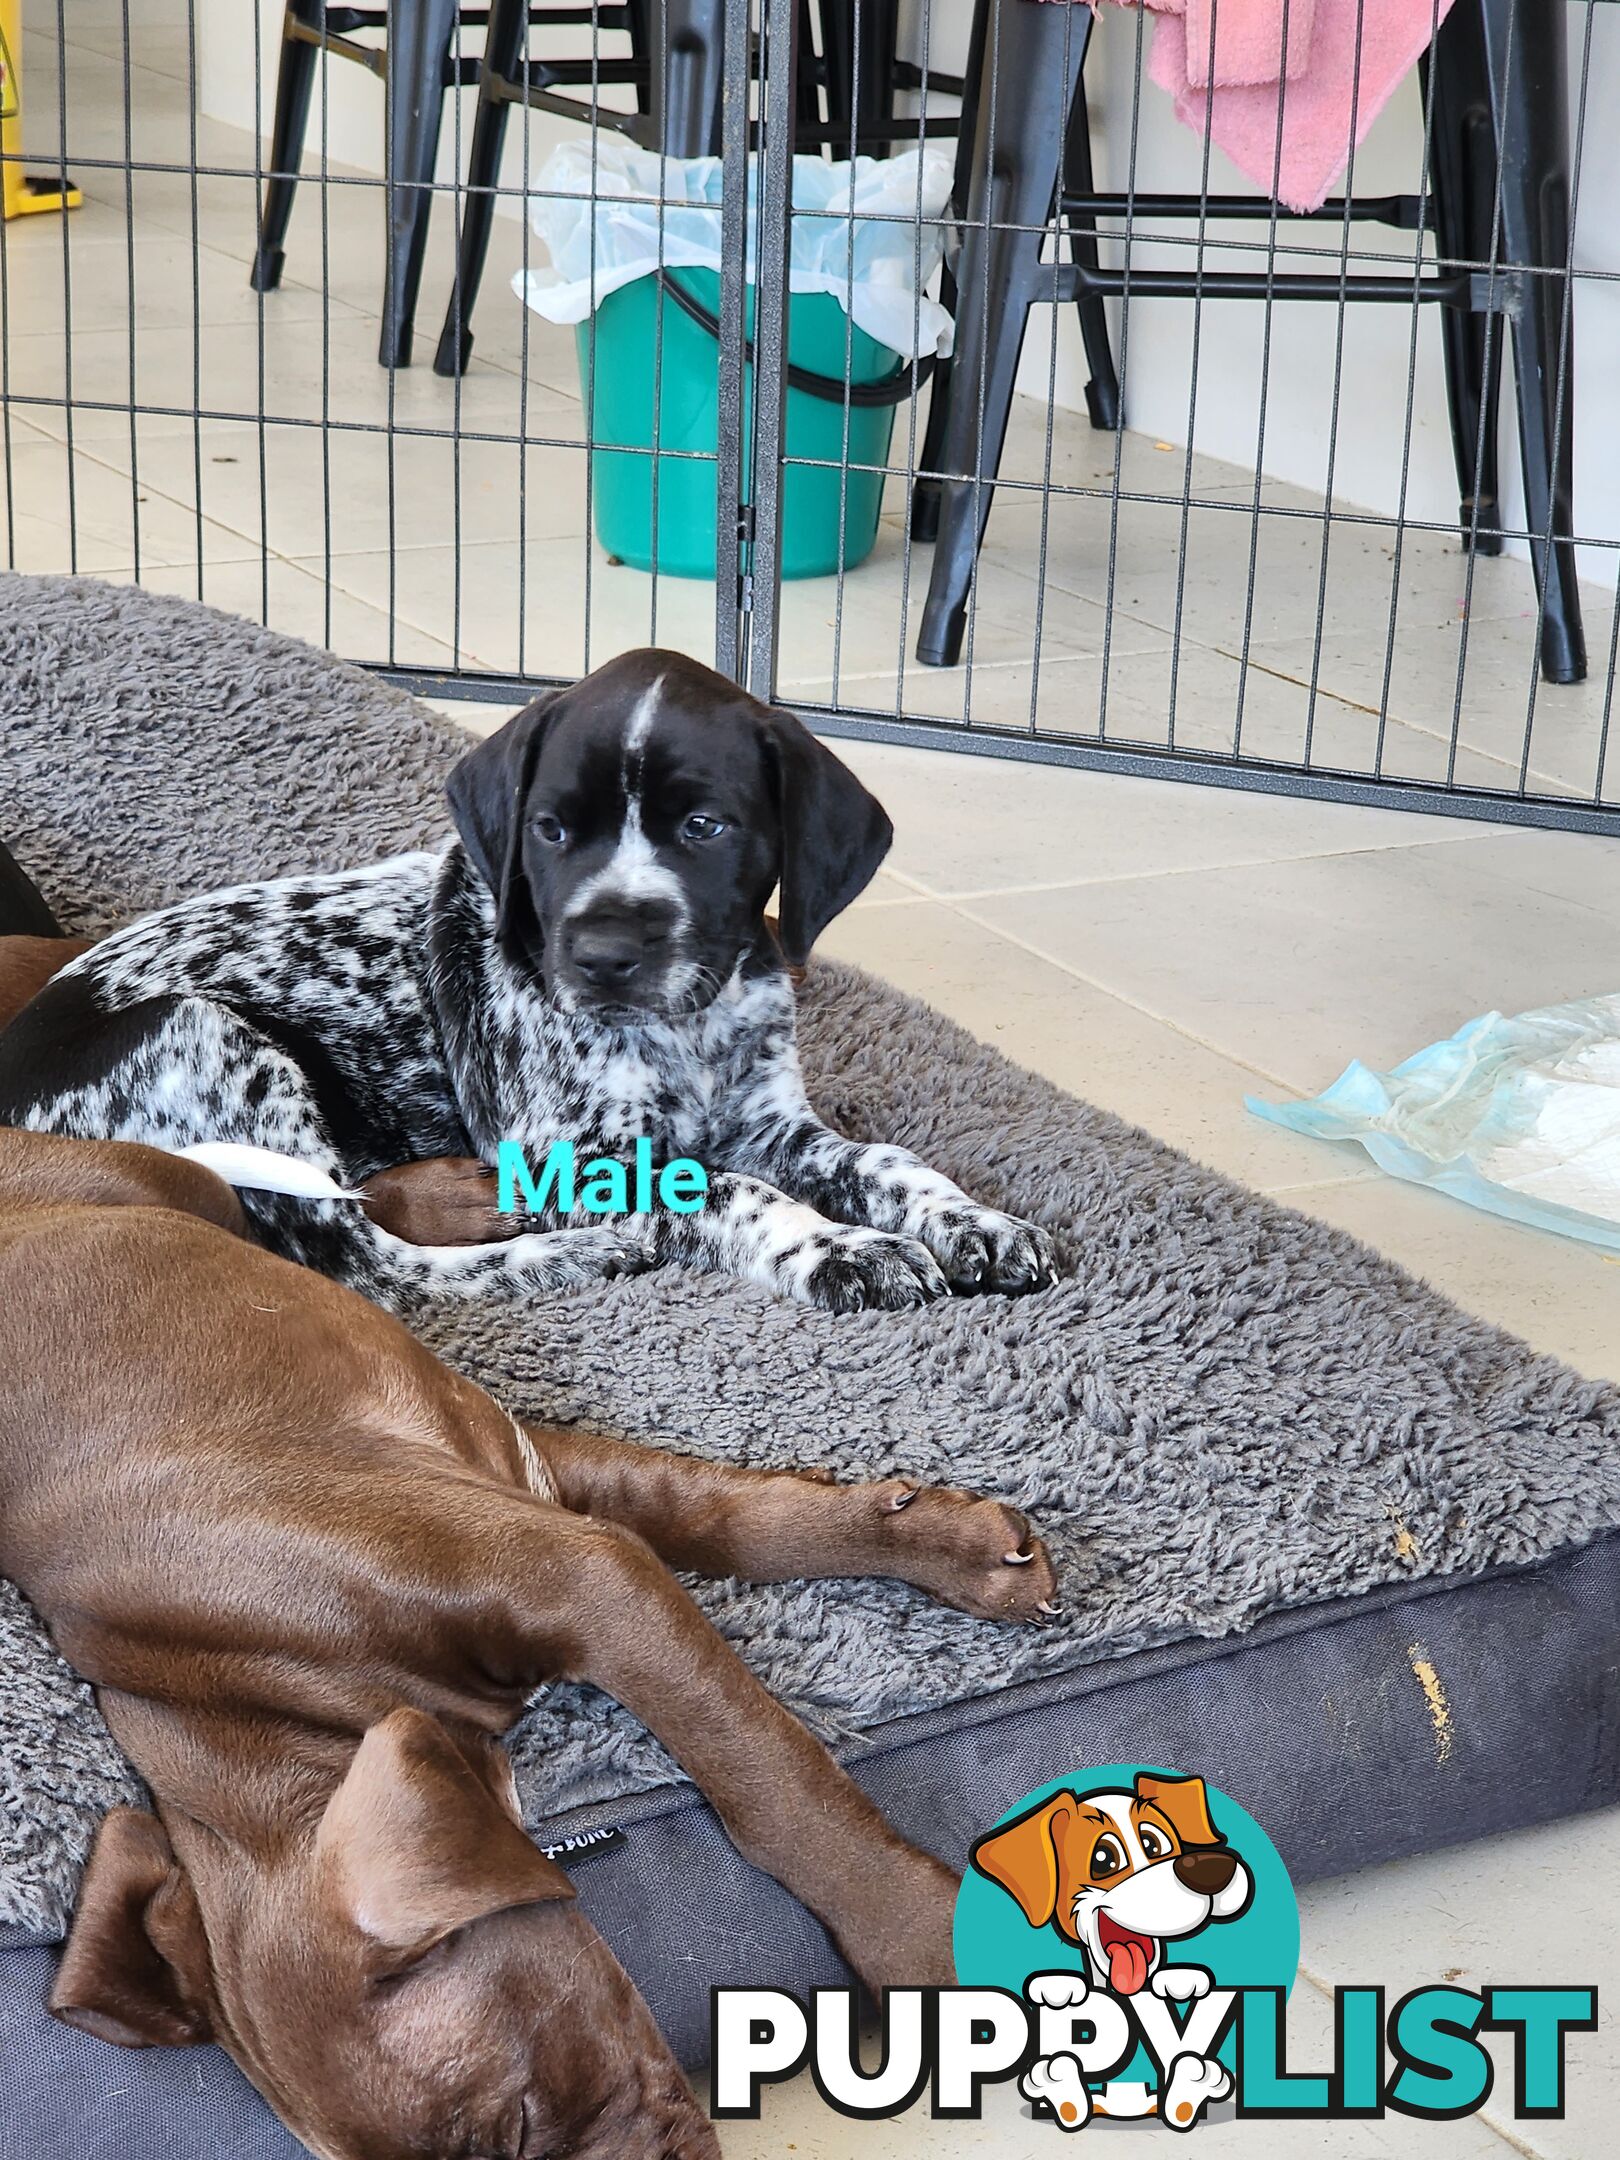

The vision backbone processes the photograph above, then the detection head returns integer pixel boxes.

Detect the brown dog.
[0,1112,1057,2160]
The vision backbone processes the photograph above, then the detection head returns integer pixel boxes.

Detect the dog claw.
[1037,1598,1062,1616]
[1003,1548,1035,1566]
[884,1483,920,1512]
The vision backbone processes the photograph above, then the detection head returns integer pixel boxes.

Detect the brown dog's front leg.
[357,1158,521,1246]
[533,1427,1059,1624]
[530,1512,959,1999]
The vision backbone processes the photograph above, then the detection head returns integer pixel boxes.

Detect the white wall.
[196,3,629,226]
[202,0,1620,581]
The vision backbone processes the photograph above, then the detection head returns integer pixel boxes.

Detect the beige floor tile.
[770,523,1131,687]
[422,695,512,739]
[965,834,1620,1092]
[989,484,1557,656]
[21,41,276,175]
[1280,1177,1619,1384]
[988,390,1270,501]
[1298,1807,1620,2160]
[309,524,1124,686]
[1459,823,1620,915]
[53,18,196,88]
[305,534,715,675]
[1254,609,1620,806]
[8,301,579,449]
[790,651,1130,735]
[75,415,594,561]
[0,431,260,573]
[0,215,366,341]
[995,634,1539,796]
[815,899,1375,1195]
[832,735,1497,895]
[101,552,461,671]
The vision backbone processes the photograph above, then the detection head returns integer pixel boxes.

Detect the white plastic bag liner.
[1248,994,1620,1251]
[514,140,955,359]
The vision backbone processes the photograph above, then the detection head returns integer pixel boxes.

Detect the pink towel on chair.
[1030,1,1455,214]
[1182,0,1316,91]
[1148,0,1456,211]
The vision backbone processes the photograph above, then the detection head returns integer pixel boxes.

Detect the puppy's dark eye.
[531,814,567,846]
[1090,1835,1127,1881]
[680,813,728,843]
[1139,1824,1171,1860]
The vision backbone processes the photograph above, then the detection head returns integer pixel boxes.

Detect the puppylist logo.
[712,1766,1597,2134]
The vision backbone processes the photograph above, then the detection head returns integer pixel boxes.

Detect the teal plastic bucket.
[574,269,901,580]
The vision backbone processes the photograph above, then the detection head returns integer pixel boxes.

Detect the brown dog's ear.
[1135,1773,1222,1848]
[317,1708,575,1968]
[445,690,564,946]
[970,1793,1077,1931]
[51,1809,214,2049]
[759,708,892,966]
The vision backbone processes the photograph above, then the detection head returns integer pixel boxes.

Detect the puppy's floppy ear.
[1135,1773,1222,1849]
[759,708,892,966]
[51,1808,214,2048]
[445,690,563,943]
[317,1707,575,1971]
[970,1792,1077,1932]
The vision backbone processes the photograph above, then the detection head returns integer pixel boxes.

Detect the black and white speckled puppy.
[0,650,1056,1315]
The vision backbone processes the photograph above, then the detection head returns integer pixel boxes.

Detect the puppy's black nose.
[569,922,646,989]
[1173,1848,1237,1895]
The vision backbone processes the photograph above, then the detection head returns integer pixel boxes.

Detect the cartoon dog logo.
[970,1772,1253,2130]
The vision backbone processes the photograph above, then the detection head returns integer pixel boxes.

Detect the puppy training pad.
[3,576,1620,2128]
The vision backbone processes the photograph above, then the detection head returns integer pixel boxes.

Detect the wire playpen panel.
[3,0,1616,834]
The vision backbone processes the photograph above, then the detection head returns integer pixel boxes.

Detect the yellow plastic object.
[1,0,82,220]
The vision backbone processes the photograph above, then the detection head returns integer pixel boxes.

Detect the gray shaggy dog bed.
[4,572,1620,1979]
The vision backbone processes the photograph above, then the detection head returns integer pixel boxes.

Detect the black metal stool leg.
[821,0,900,159]
[647,0,727,156]
[916,0,1087,668]
[623,0,652,116]
[380,0,460,368]
[1480,0,1584,683]
[250,0,322,293]
[433,0,527,376]
[910,0,988,545]
[1062,78,1121,432]
[1423,21,1503,556]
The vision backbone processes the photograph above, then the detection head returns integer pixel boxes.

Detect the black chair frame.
[432,0,966,378]
[249,1,645,369]
[914,0,1584,687]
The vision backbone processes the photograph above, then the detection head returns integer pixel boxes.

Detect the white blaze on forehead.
[623,674,662,756]
[561,673,688,925]
[1092,1791,1149,1869]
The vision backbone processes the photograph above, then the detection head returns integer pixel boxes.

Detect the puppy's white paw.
[801,1227,949,1313]
[1021,2053,1091,2130]
[1151,1964,1213,2004]
[912,1202,1057,1296]
[1026,1969,1091,2010]
[1160,2051,1232,2131]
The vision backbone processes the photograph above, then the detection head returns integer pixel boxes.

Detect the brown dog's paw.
[871,1479,1059,1624]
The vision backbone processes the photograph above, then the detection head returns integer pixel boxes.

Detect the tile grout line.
[894,826,1520,902]
[881,877,1310,1096]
